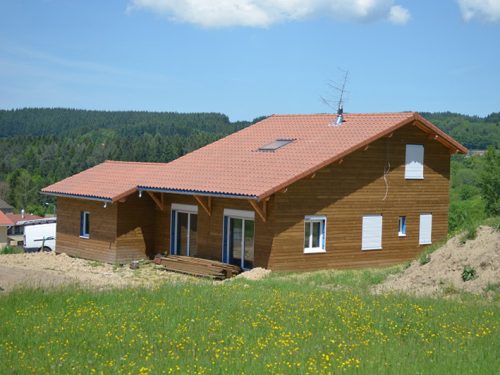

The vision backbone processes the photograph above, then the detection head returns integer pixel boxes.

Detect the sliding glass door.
[223,210,255,270]
[171,204,198,257]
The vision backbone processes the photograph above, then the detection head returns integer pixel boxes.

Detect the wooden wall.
[56,197,118,263]
[115,193,156,262]
[267,122,451,271]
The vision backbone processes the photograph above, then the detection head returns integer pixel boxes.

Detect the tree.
[479,147,500,216]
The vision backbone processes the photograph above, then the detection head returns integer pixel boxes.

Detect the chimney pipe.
[336,104,344,125]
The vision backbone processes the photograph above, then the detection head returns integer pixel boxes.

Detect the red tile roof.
[42,161,169,202]
[0,211,13,226]
[42,112,467,202]
[6,213,44,224]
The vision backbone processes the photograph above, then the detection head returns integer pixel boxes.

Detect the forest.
[0,108,499,229]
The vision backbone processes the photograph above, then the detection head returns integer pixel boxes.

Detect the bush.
[0,246,24,255]
[462,265,477,282]
[419,253,431,266]
[460,224,478,244]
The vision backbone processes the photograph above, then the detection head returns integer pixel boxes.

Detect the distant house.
[0,198,13,214]
[0,211,13,249]
[42,112,467,270]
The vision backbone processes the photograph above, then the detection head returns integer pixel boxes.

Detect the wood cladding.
[268,123,450,271]
[55,121,451,270]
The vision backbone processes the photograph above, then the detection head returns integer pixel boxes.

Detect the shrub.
[419,253,431,266]
[0,246,24,255]
[459,224,478,244]
[462,265,477,282]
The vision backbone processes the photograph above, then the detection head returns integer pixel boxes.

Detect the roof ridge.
[271,111,417,117]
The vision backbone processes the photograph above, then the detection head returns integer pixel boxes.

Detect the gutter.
[41,191,113,203]
[138,186,259,201]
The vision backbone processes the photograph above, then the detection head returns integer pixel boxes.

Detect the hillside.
[0,108,498,214]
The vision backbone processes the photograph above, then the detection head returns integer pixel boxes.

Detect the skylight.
[258,138,295,152]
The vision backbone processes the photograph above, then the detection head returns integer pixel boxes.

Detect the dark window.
[258,138,295,152]
[80,211,90,238]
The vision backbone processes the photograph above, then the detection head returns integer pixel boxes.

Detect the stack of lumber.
[154,255,241,280]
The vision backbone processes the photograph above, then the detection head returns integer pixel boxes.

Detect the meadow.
[1,268,499,374]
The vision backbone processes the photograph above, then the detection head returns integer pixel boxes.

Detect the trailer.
[23,218,57,252]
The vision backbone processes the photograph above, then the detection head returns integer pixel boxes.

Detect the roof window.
[258,138,295,152]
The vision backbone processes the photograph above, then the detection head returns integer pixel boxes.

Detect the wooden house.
[42,112,467,270]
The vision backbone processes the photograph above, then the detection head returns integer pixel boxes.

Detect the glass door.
[174,211,198,257]
[228,217,254,269]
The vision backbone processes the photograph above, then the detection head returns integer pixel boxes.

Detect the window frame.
[303,215,327,254]
[398,216,407,237]
[405,144,424,180]
[80,211,90,239]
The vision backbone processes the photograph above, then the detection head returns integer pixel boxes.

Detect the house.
[6,212,44,246]
[0,211,13,249]
[41,112,467,270]
[0,198,14,214]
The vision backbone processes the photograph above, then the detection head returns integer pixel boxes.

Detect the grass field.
[1,268,499,374]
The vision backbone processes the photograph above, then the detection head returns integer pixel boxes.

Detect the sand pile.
[232,267,271,281]
[374,226,500,297]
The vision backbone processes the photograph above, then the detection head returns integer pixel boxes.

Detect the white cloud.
[389,5,410,24]
[128,0,411,28]
[458,0,500,22]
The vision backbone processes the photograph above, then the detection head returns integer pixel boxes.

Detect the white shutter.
[419,213,432,245]
[362,214,383,250]
[405,144,424,179]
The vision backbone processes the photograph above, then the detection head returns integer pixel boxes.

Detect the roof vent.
[336,104,344,125]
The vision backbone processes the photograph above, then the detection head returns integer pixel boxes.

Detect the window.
[398,216,407,237]
[258,138,295,152]
[80,211,90,238]
[304,216,326,253]
[419,213,432,245]
[405,144,424,179]
[362,214,383,250]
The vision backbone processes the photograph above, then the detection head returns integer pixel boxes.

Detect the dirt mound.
[373,226,500,297]
[232,267,271,281]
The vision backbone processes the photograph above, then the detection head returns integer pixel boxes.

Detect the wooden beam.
[363,145,369,151]
[194,195,211,216]
[249,200,267,222]
[147,191,164,211]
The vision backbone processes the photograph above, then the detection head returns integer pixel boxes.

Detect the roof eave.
[138,186,259,201]
[41,191,113,203]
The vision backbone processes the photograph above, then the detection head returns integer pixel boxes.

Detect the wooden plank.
[194,195,211,216]
[249,200,266,222]
[147,192,164,211]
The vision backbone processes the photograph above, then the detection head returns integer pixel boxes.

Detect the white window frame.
[304,215,327,254]
[398,216,407,237]
[361,214,383,251]
[222,209,256,269]
[80,211,90,239]
[405,144,424,180]
[223,208,255,220]
[419,213,433,245]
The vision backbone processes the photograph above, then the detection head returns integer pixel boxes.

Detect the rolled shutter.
[419,213,432,245]
[362,214,383,250]
[405,144,424,179]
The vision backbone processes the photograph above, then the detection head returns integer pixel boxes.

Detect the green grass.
[1,272,499,374]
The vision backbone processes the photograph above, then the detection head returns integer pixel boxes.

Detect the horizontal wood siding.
[268,123,450,271]
[115,193,156,263]
[55,197,117,263]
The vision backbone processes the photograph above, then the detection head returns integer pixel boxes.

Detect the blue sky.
[0,0,499,121]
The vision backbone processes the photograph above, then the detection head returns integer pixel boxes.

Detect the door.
[171,204,198,256]
[228,218,254,269]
